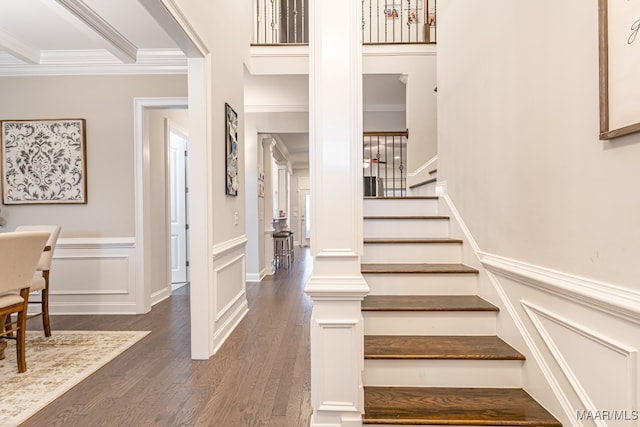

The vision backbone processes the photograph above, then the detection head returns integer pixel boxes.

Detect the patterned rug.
[0,330,150,427]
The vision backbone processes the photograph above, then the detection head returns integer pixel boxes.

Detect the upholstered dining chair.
[14,225,62,337]
[0,231,50,373]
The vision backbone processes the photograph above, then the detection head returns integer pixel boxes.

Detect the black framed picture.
[225,103,239,196]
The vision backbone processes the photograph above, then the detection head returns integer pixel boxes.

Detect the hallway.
[22,249,313,427]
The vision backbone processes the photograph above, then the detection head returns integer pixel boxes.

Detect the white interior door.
[169,129,188,285]
[300,189,311,247]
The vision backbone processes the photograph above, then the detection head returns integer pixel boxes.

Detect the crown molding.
[53,0,138,63]
[0,49,187,76]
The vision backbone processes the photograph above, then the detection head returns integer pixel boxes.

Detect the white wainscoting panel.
[523,302,638,427]
[440,195,640,427]
[48,237,138,314]
[483,260,640,427]
[211,236,249,354]
[315,319,361,412]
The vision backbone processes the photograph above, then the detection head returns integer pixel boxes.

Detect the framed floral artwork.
[1,119,87,204]
[225,103,239,196]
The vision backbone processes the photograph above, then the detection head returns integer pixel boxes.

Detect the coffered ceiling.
[0,0,187,75]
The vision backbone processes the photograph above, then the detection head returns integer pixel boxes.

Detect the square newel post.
[304,1,368,426]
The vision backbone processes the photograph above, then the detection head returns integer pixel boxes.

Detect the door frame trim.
[134,97,189,314]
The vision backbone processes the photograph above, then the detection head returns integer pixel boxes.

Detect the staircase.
[361,196,561,426]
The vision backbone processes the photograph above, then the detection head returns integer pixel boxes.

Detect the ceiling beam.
[139,0,208,58]
[51,0,138,63]
[0,28,40,64]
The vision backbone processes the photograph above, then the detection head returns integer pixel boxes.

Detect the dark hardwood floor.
[22,248,313,427]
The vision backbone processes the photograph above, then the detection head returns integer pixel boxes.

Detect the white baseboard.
[246,269,267,283]
[151,287,171,306]
[212,297,249,354]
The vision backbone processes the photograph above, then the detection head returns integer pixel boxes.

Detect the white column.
[305,0,368,425]
[262,137,275,275]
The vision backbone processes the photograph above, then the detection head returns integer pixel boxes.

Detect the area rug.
[0,330,150,427]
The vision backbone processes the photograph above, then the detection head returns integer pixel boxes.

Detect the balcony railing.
[363,131,408,197]
[252,0,436,45]
[362,0,436,44]
[254,0,308,44]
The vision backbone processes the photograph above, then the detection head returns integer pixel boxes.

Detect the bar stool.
[273,231,293,269]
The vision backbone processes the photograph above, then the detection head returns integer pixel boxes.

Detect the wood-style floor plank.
[20,248,313,427]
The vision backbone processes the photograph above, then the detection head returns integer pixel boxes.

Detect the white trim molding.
[523,301,638,427]
[138,0,209,58]
[407,155,438,178]
[245,104,308,113]
[57,237,135,250]
[0,49,187,76]
[212,235,249,260]
[134,96,189,315]
[482,253,640,324]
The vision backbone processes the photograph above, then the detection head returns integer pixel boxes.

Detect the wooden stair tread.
[364,196,438,200]
[364,335,525,360]
[362,295,498,312]
[364,215,448,220]
[364,237,462,244]
[363,386,562,426]
[361,263,478,274]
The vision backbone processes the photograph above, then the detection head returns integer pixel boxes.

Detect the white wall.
[438,1,640,424]
[438,0,640,291]
[0,75,186,236]
[0,74,187,314]
[174,0,252,356]
[363,45,437,184]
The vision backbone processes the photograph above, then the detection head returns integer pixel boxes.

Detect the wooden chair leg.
[0,314,6,360]
[42,270,51,337]
[16,288,29,373]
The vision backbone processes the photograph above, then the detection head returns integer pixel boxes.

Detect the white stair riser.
[364,273,478,295]
[364,198,438,216]
[363,311,497,335]
[362,242,462,264]
[363,359,523,388]
[364,218,449,238]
